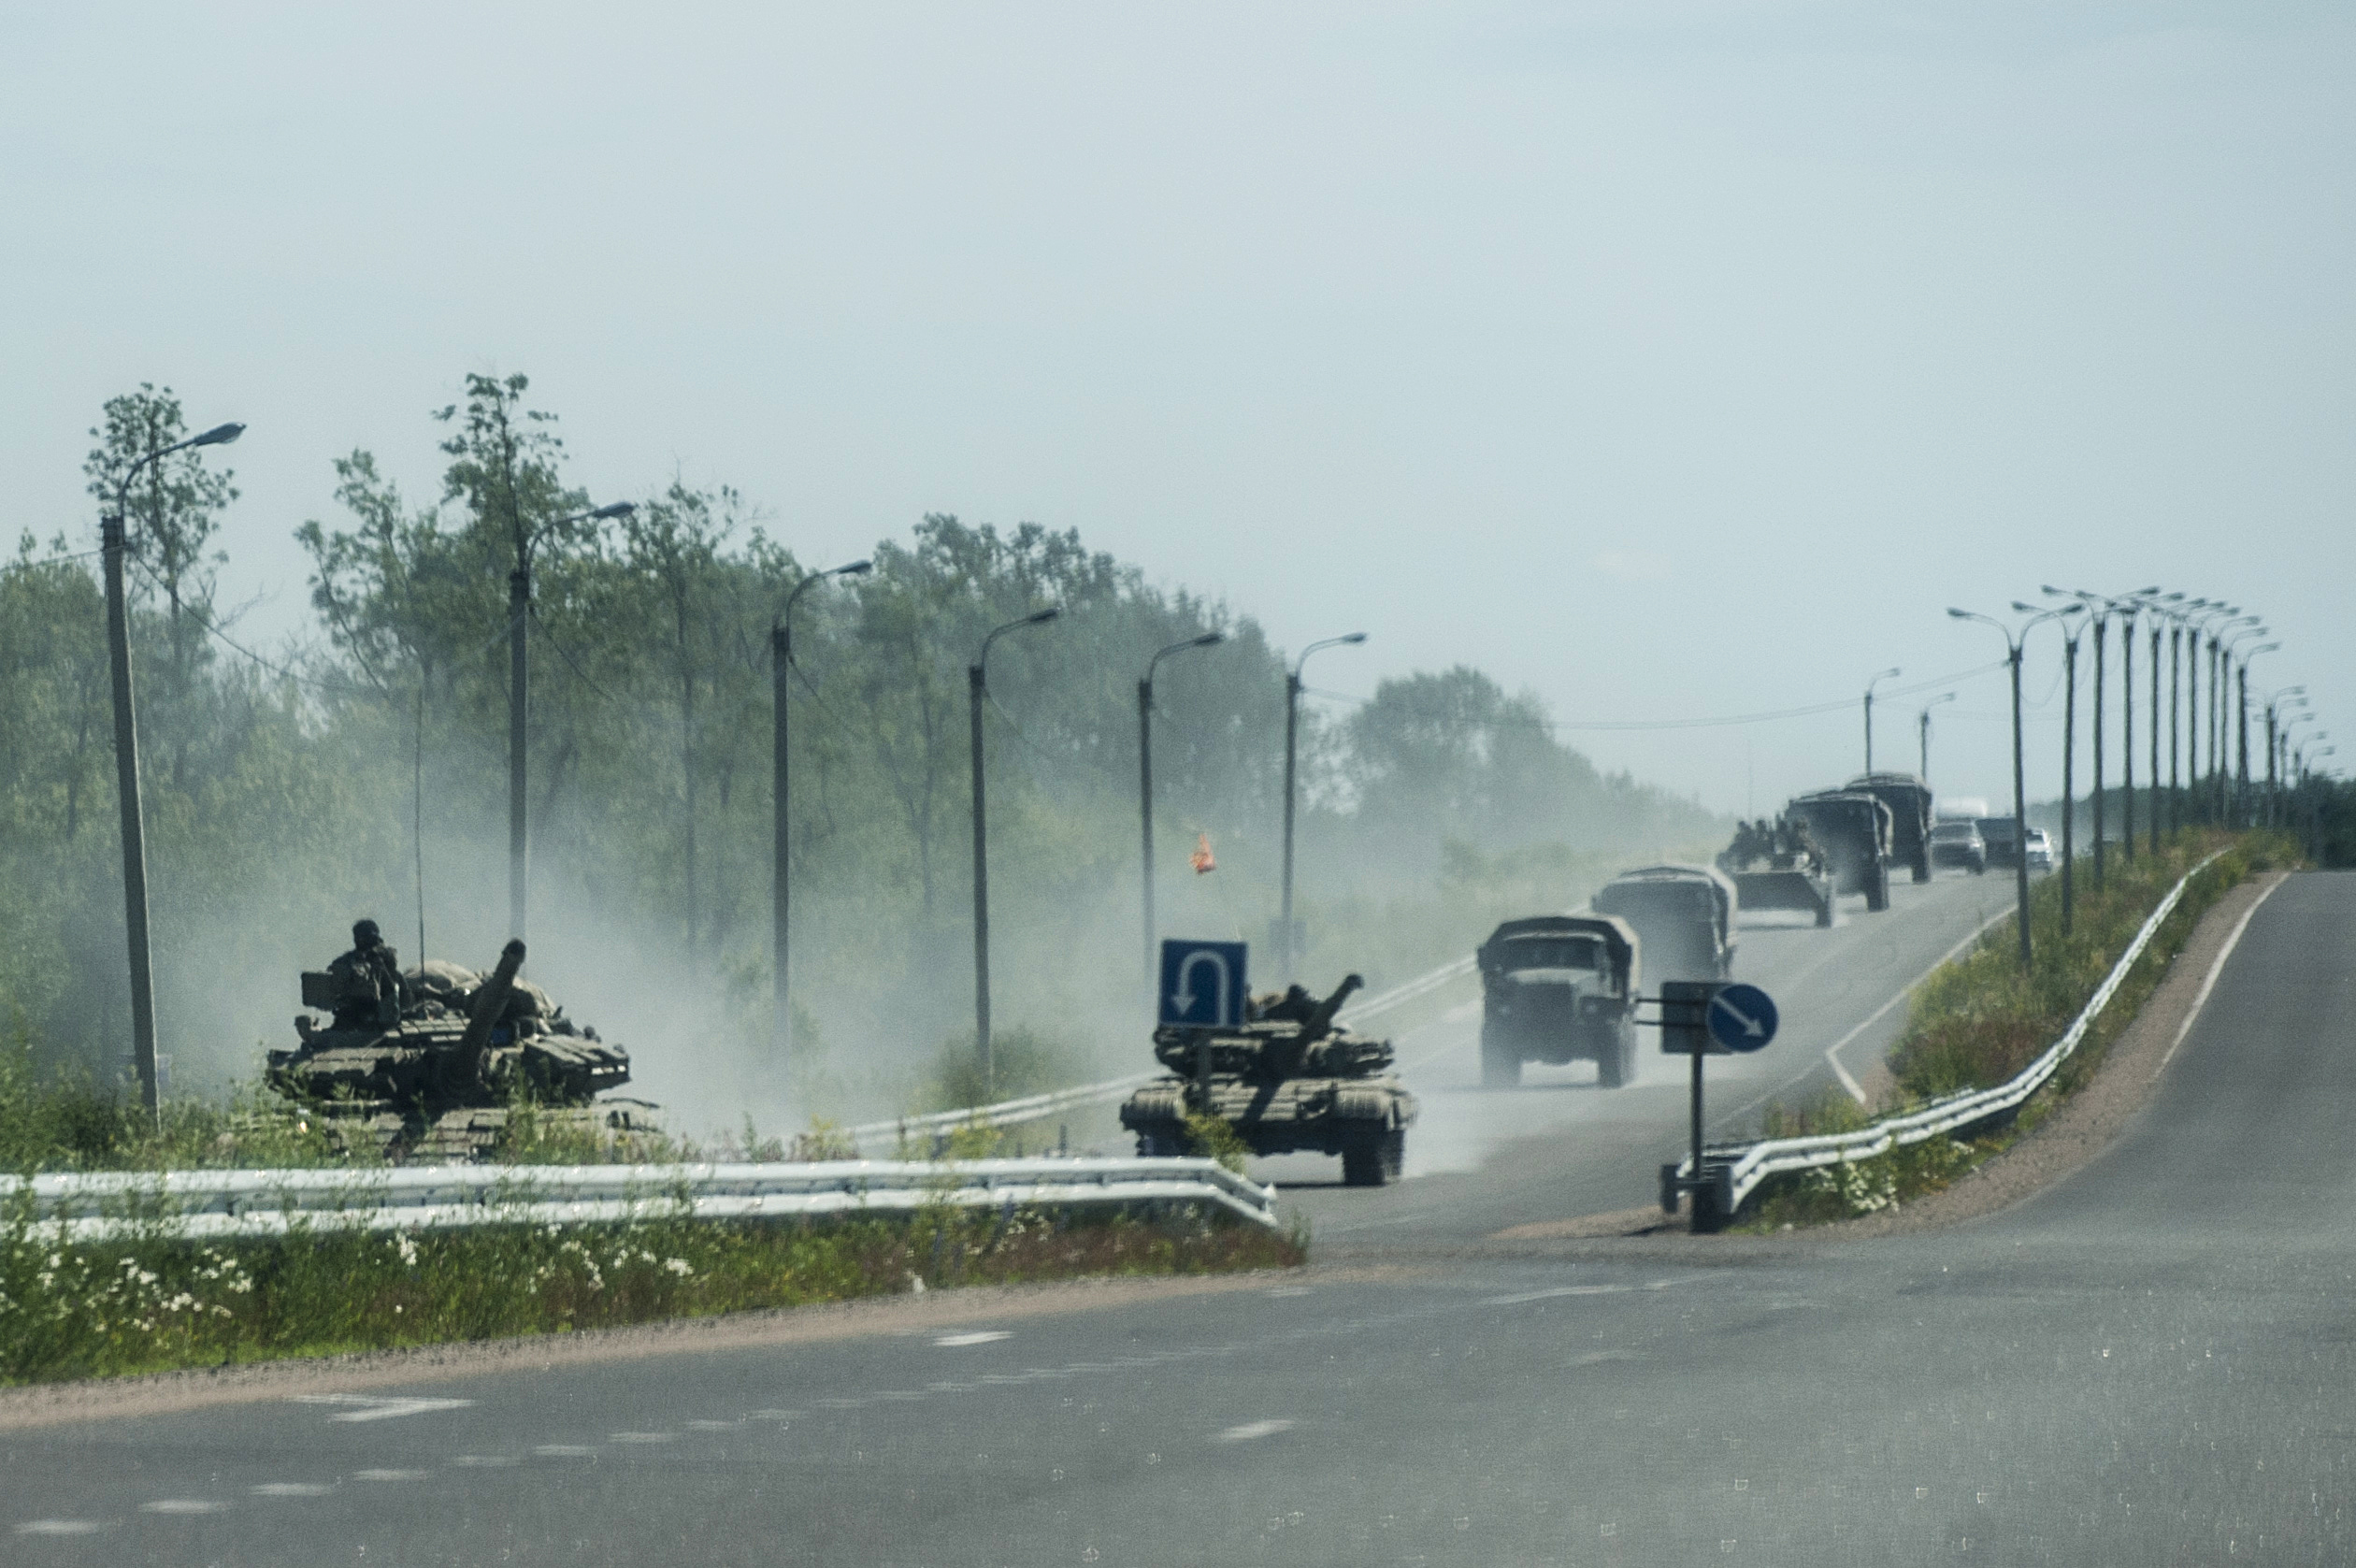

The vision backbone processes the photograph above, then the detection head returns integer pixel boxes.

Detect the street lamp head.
[1192,631,1226,649]
[1947,608,1972,620]
[1027,607,1061,626]
[1340,632,1368,645]
[2134,585,2162,595]
[589,501,636,520]
[190,422,245,449]
[836,559,874,577]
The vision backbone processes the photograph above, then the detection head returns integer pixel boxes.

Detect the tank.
[1118,973,1418,1187]
[1787,789,1897,912]
[1846,772,1936,884]
[1592,864,1738,982]
[267,940,656,1161]
[1716,815,1835,928]
[1477,915,1641,1089]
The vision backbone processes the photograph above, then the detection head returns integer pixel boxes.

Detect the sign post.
[1654,981,1778,1232]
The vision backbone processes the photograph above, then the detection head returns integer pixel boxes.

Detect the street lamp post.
[1278,633,1367,984]
[970,607,1061,1097]
[508,499,635,940]
[1917,693,1955,783]
[771,558,872,1069]
[102,419,243,1119]
[1863,668,1903,776]
[1139,632,1226,990]
[2018,603,2083,934]
[1951,603,2081,969]
[2215,622,2263,820]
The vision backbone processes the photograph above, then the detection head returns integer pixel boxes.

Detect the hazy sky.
[7,2,2349,815]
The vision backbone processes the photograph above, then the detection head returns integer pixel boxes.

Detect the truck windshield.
[1501,936,1603,971]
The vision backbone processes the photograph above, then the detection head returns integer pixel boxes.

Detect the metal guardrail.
[3,1157,1283,1243]
[1680,850,2228,1214]
[842,953,1482,1152]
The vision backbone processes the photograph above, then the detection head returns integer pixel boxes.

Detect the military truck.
[1716,816,1835,928]
[1118,973,1417,1187]
[1591,864,1737,983]
[268,940,654,1161]
[1846,772,1936,884]
[1788,789,1897,913]
[1476,915,1641,1089]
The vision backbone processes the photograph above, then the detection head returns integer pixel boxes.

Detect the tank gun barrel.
[1303,972,1364,1040]
[453,940,526,1086]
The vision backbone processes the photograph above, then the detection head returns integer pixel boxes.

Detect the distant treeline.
[1,375,1722,1115]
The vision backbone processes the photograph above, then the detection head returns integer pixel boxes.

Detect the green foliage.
[1180,1110,1252,1172]
[0,1201,1304,1385]
[918,1028,1085,1115]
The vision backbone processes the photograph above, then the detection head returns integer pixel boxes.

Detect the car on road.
[2024,827,2054,871]
[1928,820,1988,875]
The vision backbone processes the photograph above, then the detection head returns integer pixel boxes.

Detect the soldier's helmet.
[352,918,382,949]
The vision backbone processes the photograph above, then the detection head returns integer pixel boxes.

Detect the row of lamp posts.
[1946,588,2304,971]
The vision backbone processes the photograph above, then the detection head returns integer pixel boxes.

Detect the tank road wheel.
[1480,1027,1522,1090]
[1342,1128,1403,1187]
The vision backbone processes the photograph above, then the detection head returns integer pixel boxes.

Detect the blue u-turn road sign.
[1159,940,1248,1029]
[1707,983,1778,1053]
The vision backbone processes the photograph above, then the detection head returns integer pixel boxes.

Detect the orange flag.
[1190,832,1216,874]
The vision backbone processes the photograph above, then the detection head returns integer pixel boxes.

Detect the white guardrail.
[3,1157,1282,1244]
[1680,850,2228,1215]
[840,954,1480,1154]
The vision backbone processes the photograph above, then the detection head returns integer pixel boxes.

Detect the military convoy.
[1846,773,1935,885]
[1716,815,1835,928]
[269,939,654,1161]
[1119,973,1418,1186]
[1591,864,1737,982]
[1476,915,1640,1089]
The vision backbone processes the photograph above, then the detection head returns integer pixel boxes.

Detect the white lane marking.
[251,1483,333,1497]
[352,1470,427,1482]
[749,1409,800,1422]
[14,1520,104,1535]
[1483,1284,1635,1305]
[934,1331,1012,1347]
[608,1432,676,1444]
[1818,905,2016,1104]
[1267,1286,1312,1298]
[685,1420,741,1431]
[291,1394,474,1423]
[1568,1350,1640,1366]
[1214,1419,1295,1443]
[532,1446,598,1458]
[452,1456,517,1467]
[2154,877,2283,1078]
[139,1500,227,1515]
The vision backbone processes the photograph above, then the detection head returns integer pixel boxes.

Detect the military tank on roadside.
[1119,973,1417,1187]
[1717,815,1835,928]
[266,940,655,1161]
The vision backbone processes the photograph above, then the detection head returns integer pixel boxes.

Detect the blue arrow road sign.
[1707,983,1778,1053]
[1159,940,1248,1029]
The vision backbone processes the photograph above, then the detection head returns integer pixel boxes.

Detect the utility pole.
[101,419,243,1120]
[772,559,871,1069]
[2168,622,2182,842]
[1278,633,1366,983]
[1917,693,1953,784]
[2148,616,2162,856]
[2060,626,2079,933]
[1139,633,1224,991]
[2090,613,2106,887]
[970,608,1060,1097]
[507,500,634,941]
[2120,609,2135,863]
[1863,668,1901,776]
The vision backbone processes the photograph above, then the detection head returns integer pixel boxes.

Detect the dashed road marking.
[1214,1419,1295,1443]
[291,1394,475,1423]
[251,1483,333,1497]
[352,1470,427,1482]
[14,1520,105,1536]
[532,1446,598,1458]
[934,1331,1012,1346]
[1267,1287,1312,1298]
[608,1432,676,1444]
[139,1500,226,1515]
[453,1456,517,1467]
[1483,1284,1635,1305]
[686,1420,741,1431]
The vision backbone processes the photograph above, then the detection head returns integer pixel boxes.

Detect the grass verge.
[0,1198,1303,1387]
[1740,828,2295,1229]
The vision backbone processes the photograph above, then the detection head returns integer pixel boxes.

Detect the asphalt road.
[1273,869,2015,1245]
[11,870,2346,1564]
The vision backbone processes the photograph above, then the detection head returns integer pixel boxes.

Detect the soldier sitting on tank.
[324,918,404,1030]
